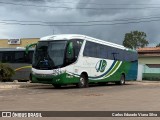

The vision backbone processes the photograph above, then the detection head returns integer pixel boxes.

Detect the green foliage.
[123,31,149,49]
[0,63,15,81]
[156,43,160,47]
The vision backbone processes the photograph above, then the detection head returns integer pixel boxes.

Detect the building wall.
[143,65,160,73]
[138,56,160,80]
[137,64,144,81]
[139,56,160,64]
[0,38,39,48]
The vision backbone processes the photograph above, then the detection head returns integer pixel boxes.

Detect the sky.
[0,0,160,46]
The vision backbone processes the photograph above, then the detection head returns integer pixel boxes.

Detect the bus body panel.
[67,57,137,82]
[31,58,138,84]
[31,67,80,85]
[31,34,138,85]
[8,63,32,80]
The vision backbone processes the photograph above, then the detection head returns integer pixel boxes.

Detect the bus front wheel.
[76,74,88,88]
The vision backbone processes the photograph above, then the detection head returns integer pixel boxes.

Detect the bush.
[0,63,15,81]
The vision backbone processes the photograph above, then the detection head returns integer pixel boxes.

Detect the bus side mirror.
[25,43,37,54]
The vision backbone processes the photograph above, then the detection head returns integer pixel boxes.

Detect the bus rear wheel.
[76,74,88,88]
[115,74,125,85]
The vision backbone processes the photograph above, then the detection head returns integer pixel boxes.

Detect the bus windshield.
[32,41,67,69]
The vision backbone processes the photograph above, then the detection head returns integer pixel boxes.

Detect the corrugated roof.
[138,47,160,53]
[138,54,160,57]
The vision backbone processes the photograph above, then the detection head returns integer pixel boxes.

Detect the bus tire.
[29,73,32,80]
[77,74,88,88]
[52,84,61,89]
[116,74,125,85]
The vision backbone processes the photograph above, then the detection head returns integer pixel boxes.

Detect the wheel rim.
[80,77,85,86]
[121,76,125,84]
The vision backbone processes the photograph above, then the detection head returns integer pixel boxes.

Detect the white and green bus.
[31,34,138,88]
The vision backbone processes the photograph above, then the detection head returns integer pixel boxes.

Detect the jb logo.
[95,60,107,72]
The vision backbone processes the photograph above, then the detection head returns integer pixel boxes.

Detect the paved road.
[0,81,160,120]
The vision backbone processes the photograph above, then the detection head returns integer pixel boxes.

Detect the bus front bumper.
[31,72,79,85]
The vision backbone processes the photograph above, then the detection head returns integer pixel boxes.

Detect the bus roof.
[40,34,136,52]
[40,34,85,41]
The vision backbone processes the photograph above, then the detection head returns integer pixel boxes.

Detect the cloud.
[0,0,160,46]
[75,0,160,45]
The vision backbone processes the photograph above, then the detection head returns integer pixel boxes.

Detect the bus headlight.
[52,69,66,76]
[60,69,66,74]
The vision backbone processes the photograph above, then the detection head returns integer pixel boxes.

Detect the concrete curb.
[0,84,21,89]
[0,82,50,89]
[126,81,160,84]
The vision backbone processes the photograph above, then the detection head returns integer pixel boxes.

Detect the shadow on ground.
[28,82,133,90]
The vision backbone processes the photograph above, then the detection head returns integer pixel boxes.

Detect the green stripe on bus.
[15,66,32,71]
[104,61,121,78]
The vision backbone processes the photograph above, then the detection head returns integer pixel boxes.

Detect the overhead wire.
[0,1,160,26]
[39,1,160,6]
[1,15,160,24]
[1,1,160,10]
[0,18,160,26]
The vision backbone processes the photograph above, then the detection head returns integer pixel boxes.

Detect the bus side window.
[25,51,33,64]
[73,40,83,59]
[66,42,74,63]
[2,52,14,63]
[0,52,2,62]
[28,51,34,64]
[15,51,25,63]
[83,41,97,58]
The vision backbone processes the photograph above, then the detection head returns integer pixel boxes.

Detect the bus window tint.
[15,52,25,63]
[0,52,2,62]
[28,51,34,63]
[0,50,34,63]
[72,39,83,59]
[48,41,67,67]
[98,44,107,59]
[2,52,14,63]
[107,47,114,60]
[66,41,74,63]
[83,41,137,62]
[83,41,97,57]
[66,39,83,64]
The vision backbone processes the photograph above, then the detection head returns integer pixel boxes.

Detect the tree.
[156,43,160,47]
[123,31,149,49]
